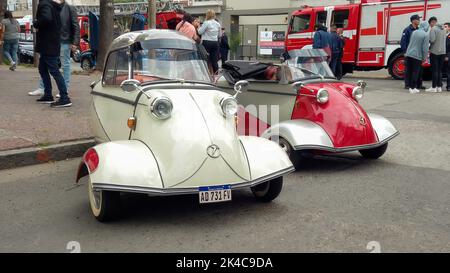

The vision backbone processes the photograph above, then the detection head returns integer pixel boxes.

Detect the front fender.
[367,113,399,143]
[77,140,164,189]
[260,119,334,151]
[239,136,294,180]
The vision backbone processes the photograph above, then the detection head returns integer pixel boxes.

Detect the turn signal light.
[127,117,137,130]
[84,148,99,173]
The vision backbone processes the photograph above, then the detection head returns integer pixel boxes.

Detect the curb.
[0,139,96,171]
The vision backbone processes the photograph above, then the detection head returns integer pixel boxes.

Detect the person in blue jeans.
[34,0,71,107]
[29,0,79,99]
[0,11,20,71]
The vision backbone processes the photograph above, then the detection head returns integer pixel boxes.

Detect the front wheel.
[88,178,121,222]
[251,177,283,202]
[359,143,388,159]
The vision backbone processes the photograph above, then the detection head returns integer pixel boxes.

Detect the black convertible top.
[222,61,271,84]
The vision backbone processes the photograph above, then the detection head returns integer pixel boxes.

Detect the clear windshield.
[286,56,335,80]
[132,48,212,83]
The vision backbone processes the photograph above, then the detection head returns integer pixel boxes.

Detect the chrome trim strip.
[294,131,399,153]
[92,166,295,196]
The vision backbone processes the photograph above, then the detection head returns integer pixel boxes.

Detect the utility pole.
[148,0,156,29]
[97,0,114,71]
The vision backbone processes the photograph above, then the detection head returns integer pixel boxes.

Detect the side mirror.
[357,80,367,89]
[293,82,303,90]
[233,80,249,98]
[120,79,141,93]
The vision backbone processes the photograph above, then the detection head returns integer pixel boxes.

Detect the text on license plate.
[199,185,232,204]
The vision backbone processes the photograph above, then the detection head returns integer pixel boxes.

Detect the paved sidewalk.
[0,65,98,169]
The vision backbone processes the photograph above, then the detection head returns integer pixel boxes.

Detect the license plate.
[199,185,232,204]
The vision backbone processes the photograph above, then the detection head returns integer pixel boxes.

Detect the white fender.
[260,119,334,151]
[239,136,294,180]
[79,140,164,190]
[367,113,399,143]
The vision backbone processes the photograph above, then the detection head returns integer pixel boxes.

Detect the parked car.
[76,30,294,222]
[217,49,399,169]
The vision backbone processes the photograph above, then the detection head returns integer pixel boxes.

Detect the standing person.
[176,12,199,42]
[0,11,20,71]
[219,28,230,67]
[426,17,447,93]
[401,14,421,90]
[29,0,79,98]
[198,9,221,75]
[329,25,344,79]
[33,0,71,107]
[405,21,430,94]
[444,22,450,91]
[312,24,331,63]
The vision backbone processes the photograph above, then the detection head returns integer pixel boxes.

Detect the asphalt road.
[0,76,449,253]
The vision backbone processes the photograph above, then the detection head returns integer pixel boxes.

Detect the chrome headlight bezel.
[150,96,173,120]
[220,97,238,118]
[352,86,364,101]
[316,88,329,104]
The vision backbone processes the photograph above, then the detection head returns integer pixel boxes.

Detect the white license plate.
[199,185,232,204]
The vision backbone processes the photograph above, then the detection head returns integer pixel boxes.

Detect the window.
[331,10,349,29]
[315,11,327,27]
[103,49,129,86]
[290,15,311,33]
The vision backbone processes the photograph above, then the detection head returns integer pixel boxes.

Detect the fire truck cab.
[285,0,448,80]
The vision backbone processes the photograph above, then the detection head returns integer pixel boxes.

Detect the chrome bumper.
[294,131,399,153]
[92,166,295,196]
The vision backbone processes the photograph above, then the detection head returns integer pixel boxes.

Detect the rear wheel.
[389,53,405,80]
[81,58,93,71]
[251,177,283,202]
[88,178,121,222]
[359,143,388,159]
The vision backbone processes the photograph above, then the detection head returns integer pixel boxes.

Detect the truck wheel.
[389,53,405,80]
[278,138,305,169]
[422,67,432,81]
[81,58,92,71]
[88,178,121,222]
[359,143,388,159]
[251,177,283,202]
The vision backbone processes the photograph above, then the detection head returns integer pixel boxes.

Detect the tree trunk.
[148,0,156,29]
[97,0,114,71]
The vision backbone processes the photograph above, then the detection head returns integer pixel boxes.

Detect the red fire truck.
[285,0,448,80]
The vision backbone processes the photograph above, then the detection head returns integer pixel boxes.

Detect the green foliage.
[229,32,241,54]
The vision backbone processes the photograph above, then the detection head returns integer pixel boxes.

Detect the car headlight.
[316,89,329,104]
[150,97,173,120]
[220,97,238,117]
[352,86,364,101]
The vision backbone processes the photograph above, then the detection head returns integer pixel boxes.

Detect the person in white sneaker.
[28,0,79,98]
[427,17,446,93]
[405,21,430,94]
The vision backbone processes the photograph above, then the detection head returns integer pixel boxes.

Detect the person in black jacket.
[444,22,450,91]
[33,0,71,107]
[329,25,344,80]
[219,28,230,67]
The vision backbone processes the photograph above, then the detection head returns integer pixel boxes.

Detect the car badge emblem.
[207,144,221,158]
[360,117,367,126]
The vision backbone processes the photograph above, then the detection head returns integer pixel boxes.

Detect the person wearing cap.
[426,17,447,93]
[401,14,424,90]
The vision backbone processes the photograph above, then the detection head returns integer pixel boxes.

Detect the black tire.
[278,138,305,170]
[388,52,405,80]
[72,50,81,63]
[359,143,388,159]
[88,179,121,222]
[251,177,283,202]
[81,58,92,71]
